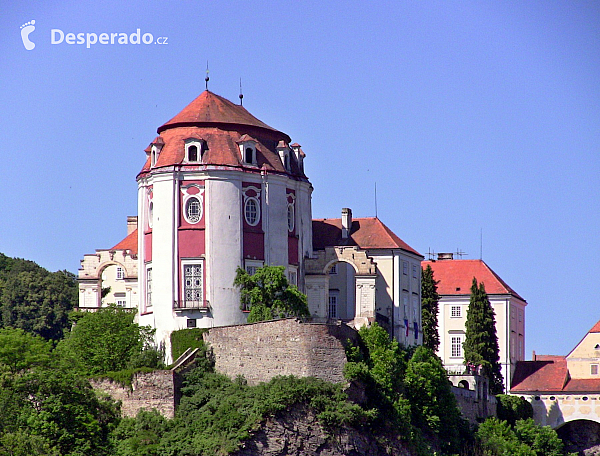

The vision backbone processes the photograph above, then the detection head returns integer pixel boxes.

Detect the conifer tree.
[421,265,440,352]
[463,278,504,394]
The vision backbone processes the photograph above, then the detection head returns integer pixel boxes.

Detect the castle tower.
[136,91,313,356]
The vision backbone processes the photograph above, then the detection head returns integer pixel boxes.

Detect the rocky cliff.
[233,404,414,456]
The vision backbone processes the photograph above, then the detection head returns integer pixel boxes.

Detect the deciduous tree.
[233,266,309,323]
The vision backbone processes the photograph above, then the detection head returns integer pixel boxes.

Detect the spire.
[205,61,209,90]
[239,78,244,106]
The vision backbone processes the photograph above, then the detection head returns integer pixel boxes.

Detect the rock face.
[233,405,414,456]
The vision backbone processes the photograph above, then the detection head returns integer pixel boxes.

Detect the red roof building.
[422,255,527,393]
[510,320,600,429]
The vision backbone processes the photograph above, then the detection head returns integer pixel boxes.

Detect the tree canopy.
[463,278,504,394]
[233,265,309,323]
[0,253,77,341]
[56,305,160,375]
[421,265,440,352]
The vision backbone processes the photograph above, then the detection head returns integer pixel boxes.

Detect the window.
[185,196,202,223]
[245,147,253,163]
[329,264,338,275]
[244,197,260,226]
[148,201,153,228]
[328,292,338,318]
[592,364,599,376]
[288,269,297,286]
[451,305,461,318]
[187,319,197,328]
[402,261,408,275]
[245,260,263,276]
[183,263,203,308]
[412,295,418,320]
[146,267,152,307]
[116,267,124,280]
[451,335,463,358]
[188,145,198,162]
[519,310,523,322]
[287,203,295,232]
[116,299,126,307]
[412,264,417,278]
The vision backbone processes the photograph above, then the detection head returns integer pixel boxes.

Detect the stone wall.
[452,386,497,425]
[91,370,175,418]
[203,319,358,385]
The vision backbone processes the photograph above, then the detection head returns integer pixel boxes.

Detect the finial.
[239,78,244,105]
[205,61,209,90]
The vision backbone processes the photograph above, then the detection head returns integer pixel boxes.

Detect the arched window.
[185,197,202,223]
[244,198,260,226]
[148,202,154,228]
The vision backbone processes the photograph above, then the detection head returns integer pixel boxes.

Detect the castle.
[78,89,424,359]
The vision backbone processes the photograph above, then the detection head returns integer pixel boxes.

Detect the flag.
[404,319,409,337]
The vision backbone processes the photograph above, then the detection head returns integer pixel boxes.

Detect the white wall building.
[423,255,527,393]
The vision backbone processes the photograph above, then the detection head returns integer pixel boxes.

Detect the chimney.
[437,252,454,260]
[341,208,352,239]
[127,216,138,235]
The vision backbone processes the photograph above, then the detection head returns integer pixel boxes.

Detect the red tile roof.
[111,229,138,255]
[510,358,568,393]
[312,218,421,256]
[589,320,600,333]
[138,92,305,179]
[157,91,290,142]
[421,259,525,301]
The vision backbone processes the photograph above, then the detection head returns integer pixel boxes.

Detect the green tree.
[57,305,158,375]
[0,328,52,374]
[421,265,440,352]
[0,254,77,341]
[463,278,504,394]
[496,394,534,426]
[233,266,309,323]
[404,346,466,453]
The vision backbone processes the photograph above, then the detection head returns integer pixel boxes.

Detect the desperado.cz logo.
[20,20,167,50]
[52,28,168,48]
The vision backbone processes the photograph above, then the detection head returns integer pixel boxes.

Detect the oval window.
[244,198,259,226]
[185,197,202,223]
[148,201,153,228]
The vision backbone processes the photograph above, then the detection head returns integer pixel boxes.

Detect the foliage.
[496,394,533,426]
[404,346,468,453]
[156,370,368,456]
[0,328,52,373]
[56,305,160,376]
[233,266,309,323]
[476,417,574,456]
[421,265,440,352]
[170,328,208,363]
[111,410,171,456]
[463,278,504,394]
[0,363,119,456]
[0,253,77,341]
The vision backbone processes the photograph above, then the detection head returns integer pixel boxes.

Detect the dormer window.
[185,139,205,163]
[277,141,291,172]
[237,135,258,166]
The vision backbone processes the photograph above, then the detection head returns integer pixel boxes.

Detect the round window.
[244,198,260,226]
[287,204,295,232]
[185,197,202,223]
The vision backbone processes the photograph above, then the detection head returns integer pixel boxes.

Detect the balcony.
[173,299,209,311]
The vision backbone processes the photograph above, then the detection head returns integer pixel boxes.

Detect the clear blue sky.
[2,1,599,357]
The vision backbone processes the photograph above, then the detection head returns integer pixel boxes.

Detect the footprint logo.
[20,20,36,50]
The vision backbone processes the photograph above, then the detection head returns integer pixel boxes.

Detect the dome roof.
[157,90,291,143]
